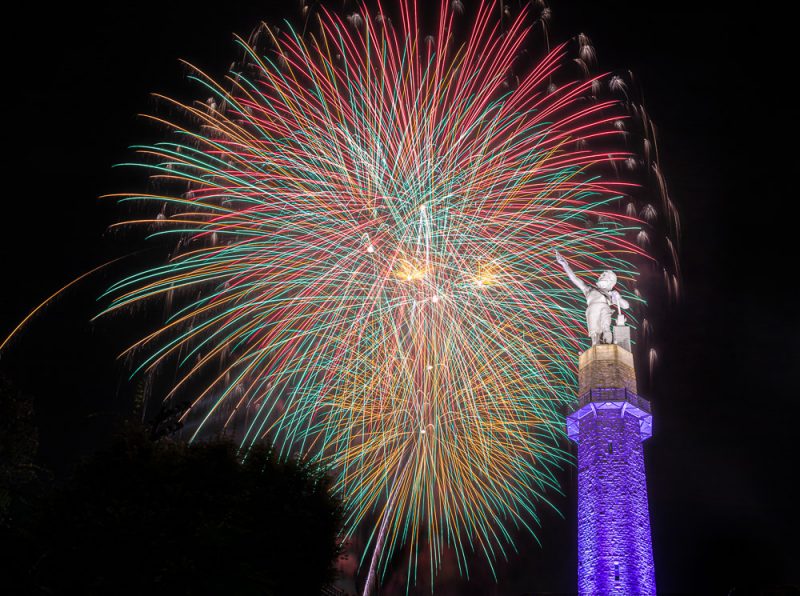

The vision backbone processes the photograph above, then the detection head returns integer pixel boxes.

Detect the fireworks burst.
[100,0,676,587]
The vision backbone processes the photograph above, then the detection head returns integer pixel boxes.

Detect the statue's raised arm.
[555,250,589,294]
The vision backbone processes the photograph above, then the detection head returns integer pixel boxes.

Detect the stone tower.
[566,338,657,595]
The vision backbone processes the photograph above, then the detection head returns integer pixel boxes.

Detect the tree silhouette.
[0,375,39,523]
[2,426,342,595]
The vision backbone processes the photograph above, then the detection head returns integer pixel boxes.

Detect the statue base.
[613,324,631,352]
[578,343,637,395]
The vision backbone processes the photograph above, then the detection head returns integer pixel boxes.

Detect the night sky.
[2,1,797,594]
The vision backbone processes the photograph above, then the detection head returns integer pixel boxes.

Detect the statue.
[555,251,630,345]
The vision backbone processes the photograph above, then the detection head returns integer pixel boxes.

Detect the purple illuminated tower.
[566,338,657,595]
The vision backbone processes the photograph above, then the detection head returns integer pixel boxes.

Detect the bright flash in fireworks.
[100,0,677,588]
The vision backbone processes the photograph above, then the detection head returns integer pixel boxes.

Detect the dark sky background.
[1,1,796,594]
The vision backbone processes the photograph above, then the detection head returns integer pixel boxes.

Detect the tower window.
[608,441,613,454]
[614,564,620,581]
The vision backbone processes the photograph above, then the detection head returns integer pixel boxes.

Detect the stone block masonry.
[567,344,656,595]
[578,343,637,395]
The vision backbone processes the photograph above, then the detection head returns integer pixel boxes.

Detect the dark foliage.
[0,375,40,522]
[1,426,342,595]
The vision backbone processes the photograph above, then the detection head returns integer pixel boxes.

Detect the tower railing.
[574,387,651,413]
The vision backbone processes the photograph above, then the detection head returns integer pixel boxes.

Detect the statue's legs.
[586,303,613,345]
[599,307,612,343]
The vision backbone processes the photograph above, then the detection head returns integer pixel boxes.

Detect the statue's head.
[596,270,617,291]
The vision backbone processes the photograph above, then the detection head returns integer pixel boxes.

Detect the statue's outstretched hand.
[555,251,588,293]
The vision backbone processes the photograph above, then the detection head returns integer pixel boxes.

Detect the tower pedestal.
[567,343,656,595]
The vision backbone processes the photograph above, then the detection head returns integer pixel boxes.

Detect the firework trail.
[100,0,677,588]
